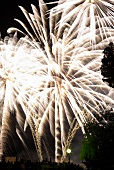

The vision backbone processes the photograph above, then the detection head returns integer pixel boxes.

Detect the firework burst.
[0,34,43,160]
[50,0,114,47]
[1,0,114,162]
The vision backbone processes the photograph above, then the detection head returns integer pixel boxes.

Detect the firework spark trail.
[0,34,44,160]
[61,118,79,162]
[2,0,114,162]
[50,0,114,47]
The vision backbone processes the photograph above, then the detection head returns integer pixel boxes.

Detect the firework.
[1,0,114,162]
[0,34,43,160]
[51,0,114,47]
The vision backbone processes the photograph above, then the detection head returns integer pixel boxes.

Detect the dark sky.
[0,0,55,38]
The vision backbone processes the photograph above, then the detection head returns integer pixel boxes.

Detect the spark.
[51,0,114,47]
[0,34,43,160]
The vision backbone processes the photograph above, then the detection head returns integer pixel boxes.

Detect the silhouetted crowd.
[0,158,85,170]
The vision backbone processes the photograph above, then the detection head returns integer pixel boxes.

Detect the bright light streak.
[51,0,114,47]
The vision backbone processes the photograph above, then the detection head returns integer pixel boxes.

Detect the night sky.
[0,0,55,38]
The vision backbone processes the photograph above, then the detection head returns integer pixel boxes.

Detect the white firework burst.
[2,0,114,162]
[50,0,114,47]
[0,34,43,160]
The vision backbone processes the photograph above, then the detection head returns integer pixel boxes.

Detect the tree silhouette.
[80,109,114,170]
[101,42,114,88]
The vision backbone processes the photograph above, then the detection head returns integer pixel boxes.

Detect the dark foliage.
[80,109,114,170]
[101,42,114,88]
